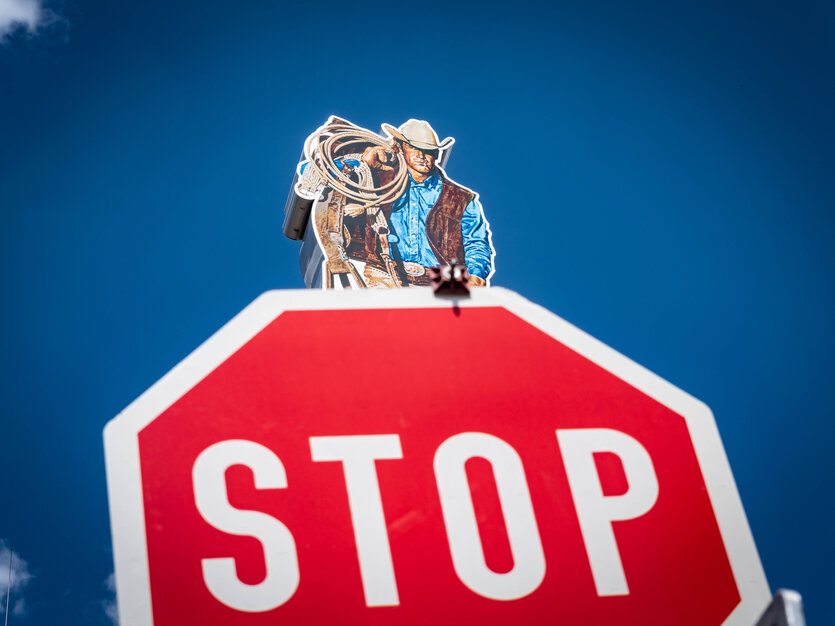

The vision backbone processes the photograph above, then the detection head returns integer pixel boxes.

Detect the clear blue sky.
[1,0,833,623]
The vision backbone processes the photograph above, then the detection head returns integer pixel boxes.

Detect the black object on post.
[282,169,314,241]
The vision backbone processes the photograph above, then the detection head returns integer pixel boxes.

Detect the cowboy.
[360,120,494,286]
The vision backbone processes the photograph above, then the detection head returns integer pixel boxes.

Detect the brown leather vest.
[343,166,475,271]
[423,174,475,265]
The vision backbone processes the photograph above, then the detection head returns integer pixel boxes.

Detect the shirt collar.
[407,170,441,190]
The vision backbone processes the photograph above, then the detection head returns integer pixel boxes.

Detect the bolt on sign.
[104,288,769,625]
[283,116,496,289]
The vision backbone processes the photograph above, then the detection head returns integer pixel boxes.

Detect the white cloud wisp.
[101,572,119,625]
[0,541,34,619]
[0,0,57,40]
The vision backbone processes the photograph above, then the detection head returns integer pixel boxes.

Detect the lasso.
[299,119,409,207]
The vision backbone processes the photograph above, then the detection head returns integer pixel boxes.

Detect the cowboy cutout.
[294,117,495,289]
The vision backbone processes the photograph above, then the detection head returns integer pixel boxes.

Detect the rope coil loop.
[303,120,409,207]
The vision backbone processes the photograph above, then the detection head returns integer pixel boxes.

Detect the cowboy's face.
[401,142,436,175]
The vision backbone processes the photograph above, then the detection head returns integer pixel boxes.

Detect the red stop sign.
[105,288,768,626]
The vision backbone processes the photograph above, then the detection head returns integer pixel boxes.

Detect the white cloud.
[100,573,119,625]
[12,598,27,617]
[0,0,41,37]
[0,0,65,41]
[0,540,34,619]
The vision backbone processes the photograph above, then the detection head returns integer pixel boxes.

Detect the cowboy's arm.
[299,157,361,174]
[461,197,493,285]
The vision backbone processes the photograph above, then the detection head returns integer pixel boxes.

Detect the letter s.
[192,440,300,612]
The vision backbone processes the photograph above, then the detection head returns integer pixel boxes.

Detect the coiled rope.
[302,119,409,207]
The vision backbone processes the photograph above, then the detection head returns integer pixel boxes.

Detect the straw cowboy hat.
[381,119,455,151]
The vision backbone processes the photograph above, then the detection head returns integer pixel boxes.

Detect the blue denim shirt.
[300,161,494,280]
[387,171,493,280]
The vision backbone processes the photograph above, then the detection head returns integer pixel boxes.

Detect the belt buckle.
[403,262,426,277]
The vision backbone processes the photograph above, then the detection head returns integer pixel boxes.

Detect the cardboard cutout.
[290,117,495,289]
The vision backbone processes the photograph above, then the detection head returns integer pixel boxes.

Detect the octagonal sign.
[105,287,768,626]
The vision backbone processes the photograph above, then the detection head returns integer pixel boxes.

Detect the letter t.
[309,434,403,607]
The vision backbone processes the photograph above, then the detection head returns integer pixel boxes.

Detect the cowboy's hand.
[361,146,395,171]
[468,275,486,287]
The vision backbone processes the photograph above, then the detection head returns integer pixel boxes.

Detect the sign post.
[105,287,769,625]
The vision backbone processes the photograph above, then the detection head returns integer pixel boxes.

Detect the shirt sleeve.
[460,196,494,280]
[299,158,359,174]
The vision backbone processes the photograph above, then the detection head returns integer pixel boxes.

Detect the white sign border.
[104,287,769,625]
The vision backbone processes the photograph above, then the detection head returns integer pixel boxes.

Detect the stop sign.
[105,287,769,625]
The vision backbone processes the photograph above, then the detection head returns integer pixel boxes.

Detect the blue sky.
[1,0,833,623]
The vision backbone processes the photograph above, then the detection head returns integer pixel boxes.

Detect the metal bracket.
[754,589,806,626]
[429,260,470,296]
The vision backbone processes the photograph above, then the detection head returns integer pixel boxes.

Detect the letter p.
[556,428,659,597]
